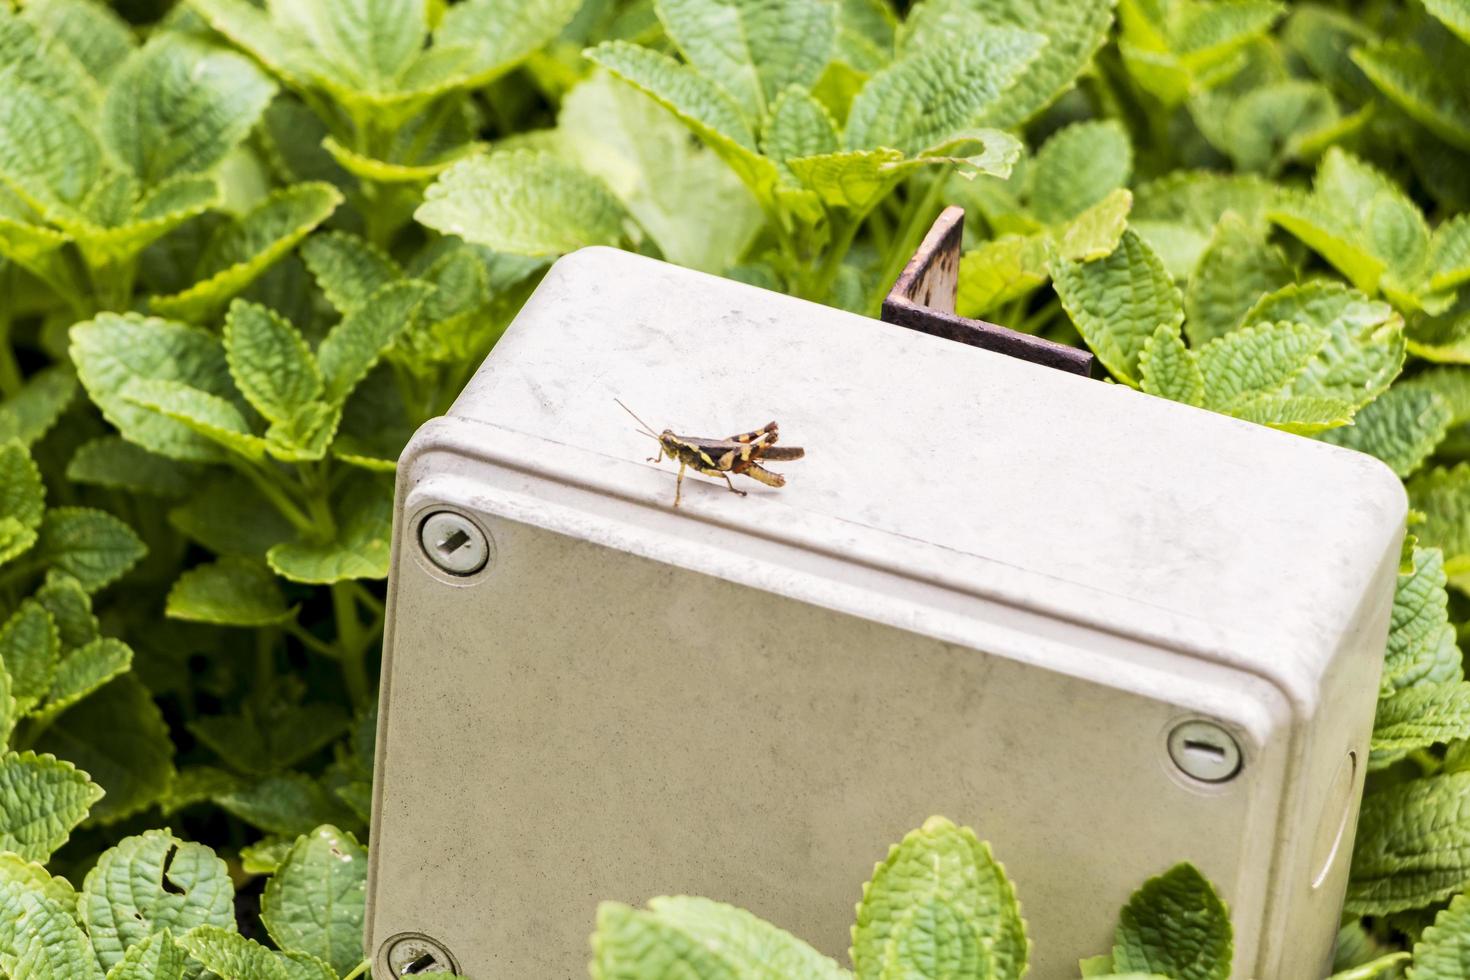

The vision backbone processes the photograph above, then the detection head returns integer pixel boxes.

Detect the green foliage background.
[4,0,1470,976]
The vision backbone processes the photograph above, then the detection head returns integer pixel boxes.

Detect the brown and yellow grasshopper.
[616,400,805,508]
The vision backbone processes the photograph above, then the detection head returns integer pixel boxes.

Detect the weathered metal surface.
[882,206,1095,377]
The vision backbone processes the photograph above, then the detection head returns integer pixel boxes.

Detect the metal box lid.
[444,246,1406,694]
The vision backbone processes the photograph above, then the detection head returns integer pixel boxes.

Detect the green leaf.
[1271,149,1431,303]
[0,4,102,113]
[0,870,105,980]
[1411,892,1470,979]
[1269,197,1383,297]
[70,312,235,463]
[1374,683,1470,753]
[0,65,101,221]
[35,675,174,826]
[223,300,322,425]
[102,33,276,186]
[975,0,1116,127]
[1207,80,1343,173]
[1054,229,1184,387]
[1431,215,1470,292]
[584,40,789,212]
[1184,214,1294,346]
[763,85,841,163]
[1052,187,1133,261]
[31,637,132,726]
[299,232,401,315]
[591,898,848,980]
[215,773,361,838]
[0,657,12,750]
[0,751,103,862]
[1350,771,1470,914]
[0,440,45,565]
[240,837,294,876]
[178,925,335,980]
[656,0,837,121]
[788,128,1021,214]
[1353,43,1470,153]
[1031,120,1132,224]
[417,150,627,257]
[72,175,221,269]
[264,401,341,463]
[1140,324,1204,406]
[21,0,136,85]
[1332,951,1411,980]
[1225,393,1356,435]
[120,378,266,463]
[152,182,343,323]
[1112,863,1232,980]
[169,476,295,561]
[260,825,368,976]
[188,701,349,776]
[34,574,97,653]
[957,233,1052,317]
[1384,548,1464,694]
[316,280,432,404]
[0,851,78,918]
[1134,170,1280,235]
[851,815,1027,979]
[166,558,294,628]
[431,0,584,94]
[1319,385,1451,478]
[844,29,1043,155]
[35,508,146,592]
[561,72,765,275]
[1240,280,1405,411]
[67,437,200,498]
[1411,467,1470,593]
[0,367,76,448]
[0,601,58,715]
[267,478,393,583]
[1197,320,1329,410]
[293,0,427,91]
[82,829,236,976]
[186,0,334,97]
[1130,221,1209,286]
[103,930,187,980]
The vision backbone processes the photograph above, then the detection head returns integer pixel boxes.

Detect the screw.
[1167,720,1242,783]
[418,511,489,576]
[384,934,459,976]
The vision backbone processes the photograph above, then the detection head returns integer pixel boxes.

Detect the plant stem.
[232,461,316,537]
[349,581,385,618]
[333,582,371,709]
[342,960,371,980]
[805,214,862,302]
[286,620,339,658]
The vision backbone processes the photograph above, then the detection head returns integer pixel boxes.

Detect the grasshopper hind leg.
[695,466,747,497]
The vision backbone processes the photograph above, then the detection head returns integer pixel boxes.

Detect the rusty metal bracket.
[881,206,1094,377]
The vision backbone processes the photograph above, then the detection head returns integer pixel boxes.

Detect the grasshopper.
[616,400,805,508]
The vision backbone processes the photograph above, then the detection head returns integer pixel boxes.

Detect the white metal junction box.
[366,246,1407,979]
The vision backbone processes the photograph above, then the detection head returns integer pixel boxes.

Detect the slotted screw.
[1167,720,1242,783]
[418,511,488,576]
[384,934,459,977]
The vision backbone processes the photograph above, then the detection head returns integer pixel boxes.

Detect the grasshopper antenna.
[614,398,661,441]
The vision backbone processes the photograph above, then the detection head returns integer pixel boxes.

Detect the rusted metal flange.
[881,206,1095,377]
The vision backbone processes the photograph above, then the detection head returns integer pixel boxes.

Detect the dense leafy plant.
[5,0,1470,977]
[591,816,1239,980]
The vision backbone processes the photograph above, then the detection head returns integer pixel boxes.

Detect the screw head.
[418,511,488,576]
[383,933,459,977]
[1167,720,1242,783]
